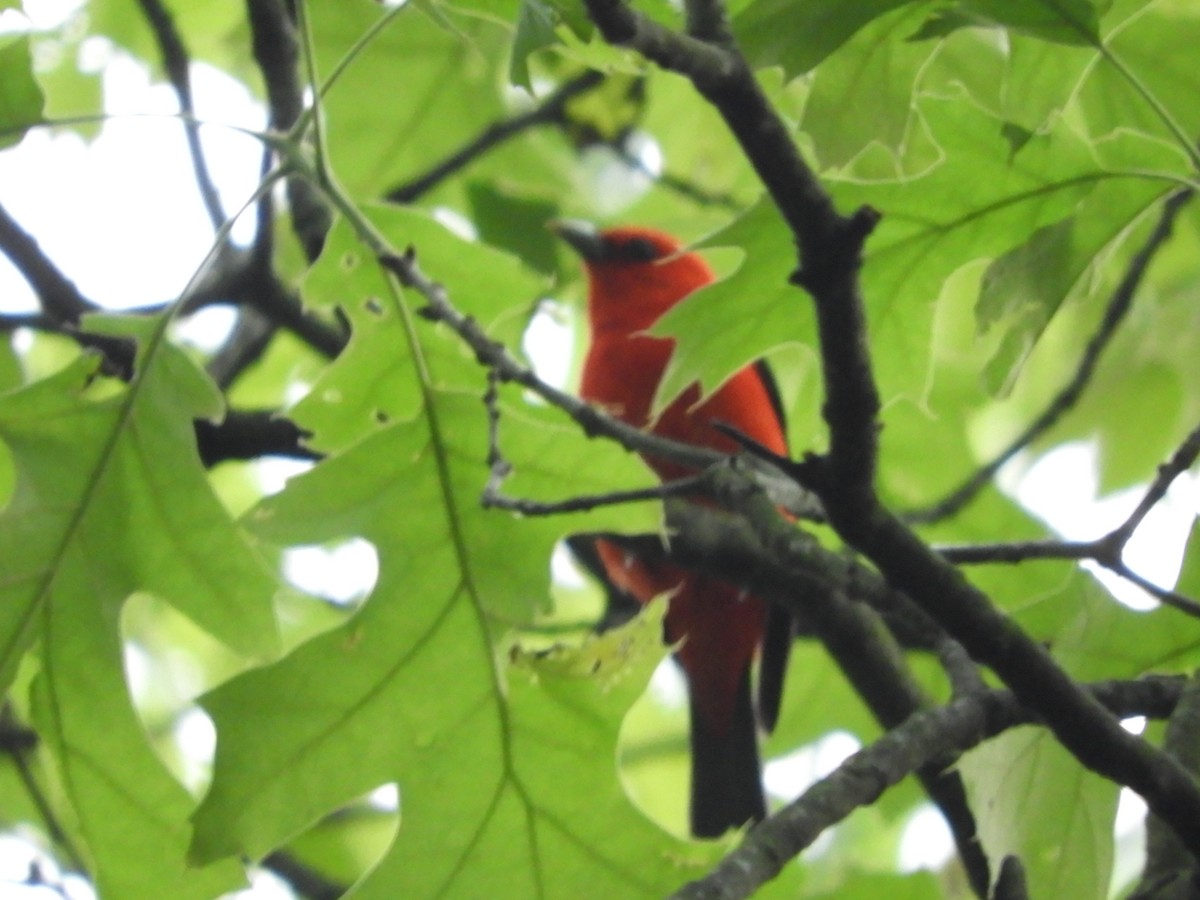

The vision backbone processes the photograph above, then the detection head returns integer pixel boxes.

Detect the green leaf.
[1077,1,1200,153]
[86,0,247,74]
[654,94,1122,426]
[510,0,560,89]
[309,3,511,200]
[192,404,690,895]
[798,4,939,170]
[507,0,604,91]
[1171,521,1200,631]
[913,0,1103,45]
[649,198,819,428]
[0,36,44,148]
[733,0,918,78]
[961,726,1117,900]
[560,72,647,145]
[0,314,278,896]
[978,218,1082,394]
[468,181,561,274]
[295,208,549,453]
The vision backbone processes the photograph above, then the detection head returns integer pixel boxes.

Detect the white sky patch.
[368,783,400,812]
[173,706,217,794]
[0,51,265,316]
[550,540,587,589]
[0,0,83,33]
[897,803,955,872]
[431,206,478,241]
[172,303,238,352]
[0,832,96,898]
[580,131,660,215]
[649,655,687,709]
[282,539,379,606]
[522,299,575,390]
[251,457,314,496]
[764,730,861,800]
[122,640,152,705]
[225,869,295,900]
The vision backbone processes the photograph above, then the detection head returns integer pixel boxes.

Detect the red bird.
[554,221,792,838]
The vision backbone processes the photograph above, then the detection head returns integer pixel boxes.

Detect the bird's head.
[551,220,715,332]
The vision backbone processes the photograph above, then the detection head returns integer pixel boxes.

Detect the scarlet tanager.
[554,221,792,838]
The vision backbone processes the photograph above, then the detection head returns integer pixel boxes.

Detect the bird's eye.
[621,236,661,262]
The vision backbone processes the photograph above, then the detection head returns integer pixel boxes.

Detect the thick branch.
[672,675,1184,900]
[0,202,95,323]
[675,473,987,893]
[235,252,347,358]
[853,510,1200,852]
[581,0,738,89]
[1134,674,1200,898]
[194,409,317,467]
[246,0,331,260]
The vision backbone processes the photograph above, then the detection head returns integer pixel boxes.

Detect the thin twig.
[381,248,722,474]
[481,367,709,513]
[0,707,86,872]
[618,145,744,211]
[136,0,227,231]
[1107,419,1200,548]
[1110,564,1200,619]
[936,540,1094,564]
[386,70,606,204]
[487,477,707,515]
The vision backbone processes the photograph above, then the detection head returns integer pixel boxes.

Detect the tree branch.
[137,0,227,231]
[0,201,95,323]
[935,419,1200,619]
[194,409,318,466]
[678,471,989,894]
[385,249,723,473]
[246,0,332,260]
[385,70,606,204]
[1133,673,1200,899]
[1107,418,1200,548]
[672,675,1184,900]
[260,851,345,900]
[480,367,713,513]
[0,706,86,873]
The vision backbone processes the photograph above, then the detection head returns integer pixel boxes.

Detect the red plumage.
[557,222,791,838]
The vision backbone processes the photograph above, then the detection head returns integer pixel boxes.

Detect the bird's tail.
[688,669,766,838]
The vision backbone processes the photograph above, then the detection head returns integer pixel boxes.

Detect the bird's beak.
[548,218,607,262]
